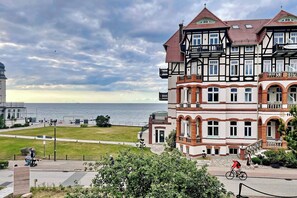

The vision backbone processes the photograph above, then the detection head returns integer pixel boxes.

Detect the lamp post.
[53,119,57,161]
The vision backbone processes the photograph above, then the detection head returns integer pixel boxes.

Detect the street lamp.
[53,119,57,161]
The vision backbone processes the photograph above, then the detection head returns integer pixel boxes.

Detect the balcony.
[267,102,282,109]
[273,43,297,57]
[178,136,201,144]
[159,92,168,101]
[259,72,297,81]
[265,139,283,148]
[177,74,202,84]
[159,68,169,79]
[188,44,224,58]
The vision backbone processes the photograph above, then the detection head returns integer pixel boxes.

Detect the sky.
[0,0,296,103]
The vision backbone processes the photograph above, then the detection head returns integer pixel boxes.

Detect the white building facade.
[0,62,26,127]
[150,8,297,157]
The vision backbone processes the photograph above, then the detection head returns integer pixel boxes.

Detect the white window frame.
[276,60,284,72]
[245,88,252,102]
[208,121,219,136]
[209,60,218,75]
[192,34,201,46]
[208,87,219,102]
[263,60,271,72]
[230,88,238,102]
[209,33,219,45]
[231,47,239,52]
[274,33,284,44]
[230,60,239,76]
[289,59,297,72]
[290,32,297,43]
[244,60,253,76]
[245,46,253,52]
[244,122,252,137]
[230,121,237,136]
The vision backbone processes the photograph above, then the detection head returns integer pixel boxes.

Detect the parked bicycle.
[225,168,247,180]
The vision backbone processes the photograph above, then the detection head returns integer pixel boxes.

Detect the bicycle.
[225,168,247,180]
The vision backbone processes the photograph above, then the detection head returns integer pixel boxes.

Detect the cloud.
[0,0,296,102]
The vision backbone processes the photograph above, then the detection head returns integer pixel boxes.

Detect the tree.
[0,114,5,129]
[67,150,230,198]
[165,129,176,150]
[285,105,297,151]
[96,115,111,127]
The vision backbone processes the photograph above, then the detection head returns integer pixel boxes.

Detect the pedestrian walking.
[246,152,254,169]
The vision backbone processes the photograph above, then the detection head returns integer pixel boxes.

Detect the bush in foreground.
[67,150,230,198]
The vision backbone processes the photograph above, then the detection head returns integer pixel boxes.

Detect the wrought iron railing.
[190,44,223,53]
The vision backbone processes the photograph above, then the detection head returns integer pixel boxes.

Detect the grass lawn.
[1,126,140,142]
[0,137,151,160]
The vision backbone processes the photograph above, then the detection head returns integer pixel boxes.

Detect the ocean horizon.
[25,103,167,126]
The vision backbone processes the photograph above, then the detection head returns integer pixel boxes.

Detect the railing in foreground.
[237,182,297,198]
[2,154,108,161]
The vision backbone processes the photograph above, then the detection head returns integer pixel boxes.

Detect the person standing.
[246,152,254,169]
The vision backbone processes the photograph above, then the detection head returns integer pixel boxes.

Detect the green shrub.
[285,152,297,168]
[11,123,23,128]
[80,124,88,128]
[264,149,287,165]
[0,160,8,169]
[251,157,261,165]
[262,158,270,166]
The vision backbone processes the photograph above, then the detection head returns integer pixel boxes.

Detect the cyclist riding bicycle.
[231,160,241,175]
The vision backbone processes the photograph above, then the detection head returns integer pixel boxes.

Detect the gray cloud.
[0,0,296,99]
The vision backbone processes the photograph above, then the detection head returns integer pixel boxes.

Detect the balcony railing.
[159,68,169,79]
[273,43,297,56]
[259,71,297,81]
[267,72,283,78]
[177,74,202,83]
[159,92,168,101]
[266,139,282,148]
[190,44,224,53]
[267,102,282,109]
[288,103,297,109]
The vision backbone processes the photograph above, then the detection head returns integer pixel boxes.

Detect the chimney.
[179,23,183,43]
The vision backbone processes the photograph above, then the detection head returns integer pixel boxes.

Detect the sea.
[25,103,167,126]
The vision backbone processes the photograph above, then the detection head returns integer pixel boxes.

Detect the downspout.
[256,44,260,142]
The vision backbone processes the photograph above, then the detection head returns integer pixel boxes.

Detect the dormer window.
[196,17,216,24]
[245,24,253,29]
[232,25,239,29]
[279,16,297,22]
